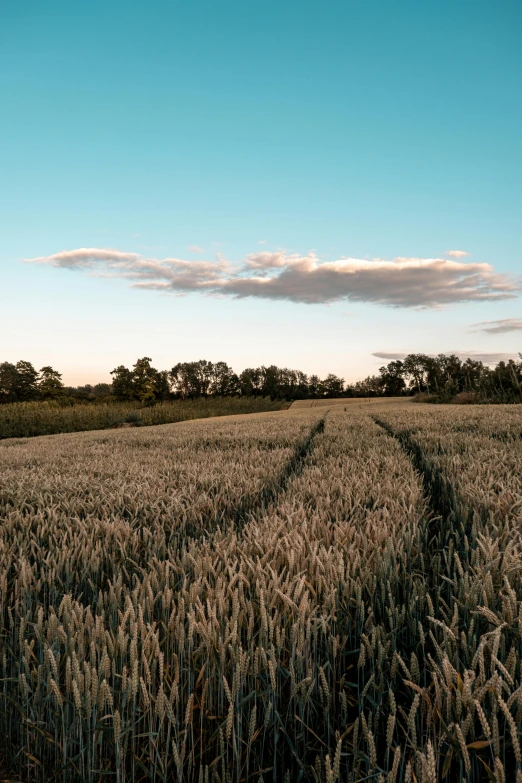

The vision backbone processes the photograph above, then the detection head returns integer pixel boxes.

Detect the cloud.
[27,248,144,269]
[470,318,522,334]
[446,250,470,258]
[373,351,520,365]
[465,352,520,364]
[242,251,293,269]
[373,352,407,361]
[188,245,204,254]
[226,254,517,306]
[24,247,520,309]
[25,247,231,292]
[258,239,267,245]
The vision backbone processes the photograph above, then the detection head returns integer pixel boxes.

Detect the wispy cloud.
[373,351,520,365]
[24,247,520,309]
[470,318,522,334]
[187,245,204,254]
[372,352,408,361]
[24,247,231,291]
[446,249,470,258]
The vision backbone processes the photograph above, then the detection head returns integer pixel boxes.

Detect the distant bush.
[412,392,438,404]
[124,411,143,424]
[454,391,479,404]
[415,390,499,405]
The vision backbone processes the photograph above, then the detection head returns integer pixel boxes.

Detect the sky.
[1,0,521,385]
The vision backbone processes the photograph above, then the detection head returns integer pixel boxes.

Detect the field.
[290,397,408,409]
[1,402,521,782]
[0,397,287,440]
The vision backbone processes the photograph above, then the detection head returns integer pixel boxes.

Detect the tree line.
[363,352,522,402]
[110,359,345,402]
[1,353,521,404]
[0,362,66,403]
[0,358,344,404]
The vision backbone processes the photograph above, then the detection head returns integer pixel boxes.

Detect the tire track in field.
[366,421,522,778]
[231,415,326,529]
[372,415,488,552]
[371,415,477,618]
[171,415,326,548]
[373,417,462,524]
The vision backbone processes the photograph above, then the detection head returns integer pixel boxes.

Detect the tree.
[15,361,39,400]
[321,374,344,398]
[239,368,262,397]
[260,366,282,399]
[38,366,64,399]
[196,360,215,397]
[436,354,463,394]
[351,375,382,397]
[92,383,113,398]
[210,362,237,396]
[308,375,321,398]
[132,357,160,404]
[169,362,204,399]
[110,359,168,402]
[168,361,238,399]
[155,371,171,400]
[64,383,113,401]
[461,358,484,392]
[0,362,19,403]
[378,360,406,396]
[111,365,135,400]
[402,354,430,393]
[295,371,309,399]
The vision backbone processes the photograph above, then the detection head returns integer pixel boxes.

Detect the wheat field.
[1,403,521,782]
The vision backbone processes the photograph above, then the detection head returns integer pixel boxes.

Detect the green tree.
[0,362,19,403]
[169,362,203,399]
[210,362,236,396]
[38,366,64,399]
[402,353,431,393]
[110,365,135,400]
[132,357,160,404]
[155,371,171,400]
[321,374,344,398]
[308,374,321,398]
[15,361,39,400]
[260,366,282,399]
[295,370,309,399]
[239,368,262,396]
[378,360,406,396]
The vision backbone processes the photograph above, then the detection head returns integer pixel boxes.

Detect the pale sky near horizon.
[2,0,521,385]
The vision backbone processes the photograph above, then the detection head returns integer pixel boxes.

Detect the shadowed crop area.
[0,397,288,440]
[1,404,522,782]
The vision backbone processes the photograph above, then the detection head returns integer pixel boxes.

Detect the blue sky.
[2,0,521,384]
